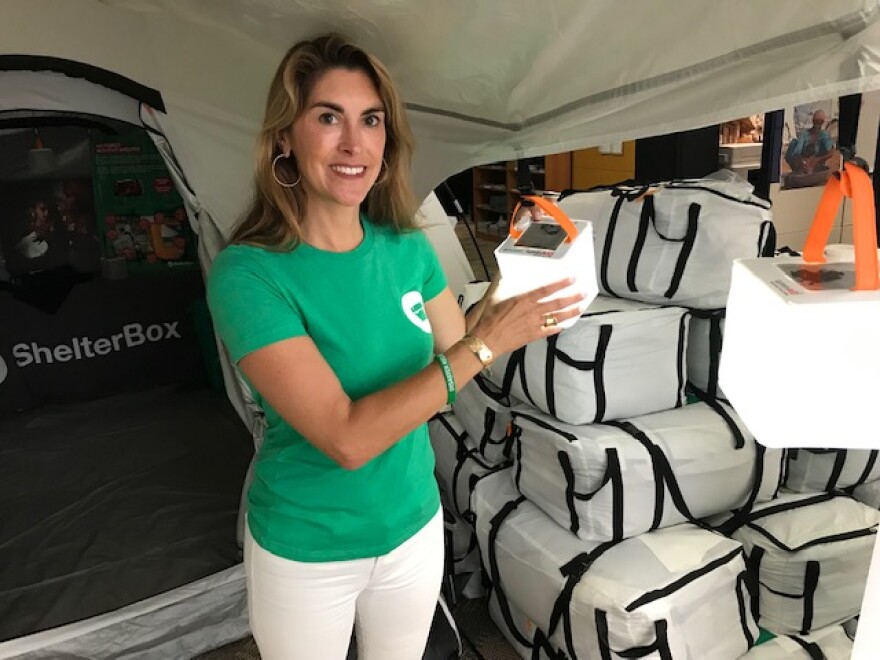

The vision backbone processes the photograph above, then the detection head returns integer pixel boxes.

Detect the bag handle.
[802,158,879,291]
[509,195,579,243]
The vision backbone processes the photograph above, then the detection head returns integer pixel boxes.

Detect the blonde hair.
[230,33,419,248]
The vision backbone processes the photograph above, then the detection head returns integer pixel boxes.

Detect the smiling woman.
[281,68,388,238]
[206,33,584,660]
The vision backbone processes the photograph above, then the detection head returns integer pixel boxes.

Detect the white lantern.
[719,159,880,659]
[494,195,598,329]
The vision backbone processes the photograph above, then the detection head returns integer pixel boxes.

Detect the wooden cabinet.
[571,142,636,189]
[471,153,572,241]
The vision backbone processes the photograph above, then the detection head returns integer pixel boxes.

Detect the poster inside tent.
[0,178,101,275]
[780,99,841,190]
[92,132,197,271]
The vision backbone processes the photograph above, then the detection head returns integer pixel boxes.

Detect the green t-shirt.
[207,218,445,562]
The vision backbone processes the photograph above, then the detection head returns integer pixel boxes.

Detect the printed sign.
[0,178,101,275]
[92,132,197,271]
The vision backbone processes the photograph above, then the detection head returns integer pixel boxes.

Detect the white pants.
[244,509,444,660]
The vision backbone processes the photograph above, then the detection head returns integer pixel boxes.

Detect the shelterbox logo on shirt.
[0,354,7,385]
[401,291,431,333]
[9,322,182,368]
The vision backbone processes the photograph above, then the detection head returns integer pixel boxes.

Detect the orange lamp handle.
[802,161,879,291]
[509,195,579,243]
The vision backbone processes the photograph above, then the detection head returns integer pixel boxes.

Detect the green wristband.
[434,353,456,405]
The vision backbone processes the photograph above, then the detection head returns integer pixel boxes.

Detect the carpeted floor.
[196,596,518,660]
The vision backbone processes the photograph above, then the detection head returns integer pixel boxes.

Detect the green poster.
[92,131,197,271]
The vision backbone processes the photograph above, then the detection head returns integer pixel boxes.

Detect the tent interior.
[0,119,254,648]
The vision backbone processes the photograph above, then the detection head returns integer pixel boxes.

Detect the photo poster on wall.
[92,131,197,272]
[780,98,841,190]
[0,178,102,276]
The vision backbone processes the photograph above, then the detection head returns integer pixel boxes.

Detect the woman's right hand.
[471,278,586,357]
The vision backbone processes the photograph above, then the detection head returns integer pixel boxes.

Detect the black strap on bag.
[474,372,512,460]
[487,498,569,660]
[721,492,835,538]
[473,372,513,406]
[715,442,771,538]
[549,542,619,659]
[735,571,757,649]
[551,523,744,656]
[435,412,512,521]
[845,450,880,493]
[663,202,700,299]
[595,610,673,660]
[824,451,849,492]
[722,492,880,553]
[499,347,537,408]
[744,546,765,622]
[759,221,777,256]
[624,546,744,613]
[674,312,688,408]
[530,628,568,660]
[471,375,516,459]
[686,391,746,449]
[605,420,729,533]
[545,326,612,422]
[558,181,651,202]
[487,496,534,650]
[706,310,724,399]
[687,308,727,400]
[663,182,772,210]
[789,635,826,660]
[557,449,625,539]
[753,559,821,635]
[684,388,773,537]
[600,195,628,298]
[478,407,515,461]
[453,450,511,525]
[817,449,880,492]
[626,195,654,293]
[619,194,700,300]
[513,412,626,540]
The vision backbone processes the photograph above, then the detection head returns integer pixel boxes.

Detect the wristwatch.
[461,333,494,368]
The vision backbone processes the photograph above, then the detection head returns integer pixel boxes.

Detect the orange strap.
[802,161,879,291]
[510,195,579,243]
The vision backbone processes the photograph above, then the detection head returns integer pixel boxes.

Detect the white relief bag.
[510,402,783,542]
[485,296,689,425]
[720,160,880,449]
[473,469,758,659]
[712,491,878,635]
[557,176,775,309]
[785,448,880,493]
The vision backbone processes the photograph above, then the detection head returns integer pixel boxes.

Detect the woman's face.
[284,67,387,215]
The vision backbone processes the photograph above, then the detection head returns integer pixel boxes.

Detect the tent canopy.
[2,0,880,241]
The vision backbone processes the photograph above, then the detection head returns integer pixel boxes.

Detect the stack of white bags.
[428,174,877,658]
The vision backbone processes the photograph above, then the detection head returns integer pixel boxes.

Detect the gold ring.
[542,314,558,328]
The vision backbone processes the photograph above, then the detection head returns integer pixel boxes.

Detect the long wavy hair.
[230,34,419,248]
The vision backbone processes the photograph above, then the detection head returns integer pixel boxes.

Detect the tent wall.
[2,1,880,248]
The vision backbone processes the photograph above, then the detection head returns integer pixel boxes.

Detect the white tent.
[1,1,880,657]
[3,0,880,249]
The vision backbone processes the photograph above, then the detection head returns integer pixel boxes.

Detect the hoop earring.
[272,153,301,188]
[374,157,389,186]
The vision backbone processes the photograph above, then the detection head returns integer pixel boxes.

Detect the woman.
[207,34,583,660]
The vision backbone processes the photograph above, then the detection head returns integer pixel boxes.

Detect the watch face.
[469,338,492,366]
